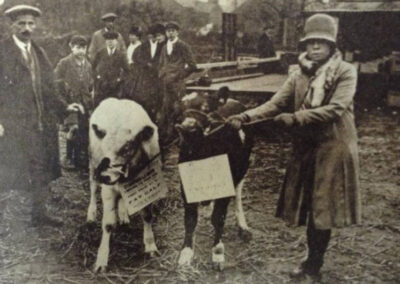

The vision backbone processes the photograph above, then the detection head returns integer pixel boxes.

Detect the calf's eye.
[92,124,106,139]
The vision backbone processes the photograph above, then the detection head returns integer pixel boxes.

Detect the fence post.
[222,13,237,61]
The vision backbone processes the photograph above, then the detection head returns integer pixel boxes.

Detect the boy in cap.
[55,35,93,169]
[0,5,77,226]
[228,13,360,281]
[88,12,126,62]
[127,23,166,122]
[126,25,142,66]
[92,31,129,107]
[158,21,196,145]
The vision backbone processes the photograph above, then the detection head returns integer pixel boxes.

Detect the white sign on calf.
[87,98,162,272]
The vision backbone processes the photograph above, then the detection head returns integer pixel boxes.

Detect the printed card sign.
[178,154,236,203]
[120,158,167,216]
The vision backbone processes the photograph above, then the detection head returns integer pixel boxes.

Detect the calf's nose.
[94,157,111,179]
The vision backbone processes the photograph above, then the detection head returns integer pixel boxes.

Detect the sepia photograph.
[0,0,399,283]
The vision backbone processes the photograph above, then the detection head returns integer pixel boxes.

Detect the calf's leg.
[178,195,198,266]
[117,197,130,224]
[87,164,98,222]
[141,205,158,257]
[95,185,117,272]
[235,179,252,241]
[210,197,230,271]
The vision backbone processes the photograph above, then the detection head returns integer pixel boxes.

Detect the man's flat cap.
[103,31,119,40]
[69,35,88,46]
[165,21,180,30]
[101,13,117,21]
[4,5,42,19]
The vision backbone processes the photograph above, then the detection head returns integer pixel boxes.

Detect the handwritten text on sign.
[120,158,167,216]
[178,154,235,203]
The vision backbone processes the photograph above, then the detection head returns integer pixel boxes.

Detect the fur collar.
[298,50,342,108]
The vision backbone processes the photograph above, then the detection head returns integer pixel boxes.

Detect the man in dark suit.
[257,23,280,74]
[88,13,126,62]
[158,21,196,145]
[128,23,165,122]
[257,23,276,58]
[92,31,129,107]
[0,5,74,226]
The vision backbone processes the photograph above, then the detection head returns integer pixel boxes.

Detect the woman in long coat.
[229,13,361,281]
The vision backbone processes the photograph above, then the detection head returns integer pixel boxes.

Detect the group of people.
[55,12,197,169]
[0,4,361,282]
[0,5,196,226]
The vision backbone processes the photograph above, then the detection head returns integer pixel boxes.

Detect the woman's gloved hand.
[273,113,296,128]
[227,113,250,130]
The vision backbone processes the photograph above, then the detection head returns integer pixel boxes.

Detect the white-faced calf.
[87,98,161,272]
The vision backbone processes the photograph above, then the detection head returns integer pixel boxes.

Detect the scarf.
[299,50,342,109]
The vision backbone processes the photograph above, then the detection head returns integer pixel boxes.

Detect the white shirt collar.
[166,37,178,55]
[150,40,157,58]
[129,41,141,49]
[13,34,31,52]
[168,37,178,45]
[107,47,115,55]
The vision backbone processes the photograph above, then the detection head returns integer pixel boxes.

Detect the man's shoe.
[31,214,63,227]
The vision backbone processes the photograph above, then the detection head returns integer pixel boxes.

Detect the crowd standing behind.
[0,5,196,226]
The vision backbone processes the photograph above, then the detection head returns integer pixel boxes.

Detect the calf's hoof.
[117,200,130,224]
[178,247,194,266]
[146,249,160,258]
[211,242,225,271]
[212,261,225,272]
[87,207,97,223]
[238,227,252,242]
[144,241,160,258]
[94,263,107,274]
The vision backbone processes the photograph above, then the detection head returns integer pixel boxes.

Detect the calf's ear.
[217,86,230,105]
[138,126,154,142]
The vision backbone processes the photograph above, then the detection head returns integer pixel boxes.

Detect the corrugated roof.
[304,1,400,12]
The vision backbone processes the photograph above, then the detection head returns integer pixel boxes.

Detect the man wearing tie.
[88,13,126,62]
[0,5,75,226]
[92,31,129,107]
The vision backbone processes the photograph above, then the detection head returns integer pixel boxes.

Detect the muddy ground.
[0,108,399,284]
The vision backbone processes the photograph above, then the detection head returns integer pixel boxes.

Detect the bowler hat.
[300,13,337,44]
[103,31,119,40]
[129,25,142,36]
[101,13,117,21]
[4,4,42,20]
[70,35,88,47]
[165,21,180,31]
[149,23,165,35]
